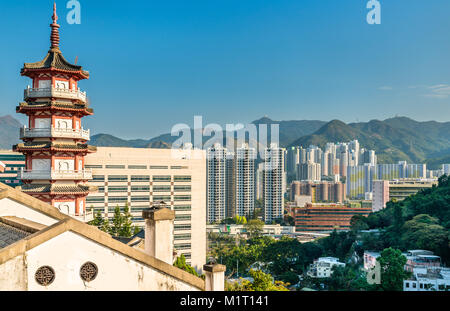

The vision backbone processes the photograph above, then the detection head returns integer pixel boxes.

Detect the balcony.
[72,210,94,223]
[18,169,93,180]
[20,126,90,140]
[24,87,87,103]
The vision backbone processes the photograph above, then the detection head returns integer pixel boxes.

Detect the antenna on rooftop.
[75,56,78,65]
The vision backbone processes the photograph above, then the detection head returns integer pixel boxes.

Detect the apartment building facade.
[84,147,206,271]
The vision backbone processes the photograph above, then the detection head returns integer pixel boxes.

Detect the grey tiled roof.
[0,222,31,249]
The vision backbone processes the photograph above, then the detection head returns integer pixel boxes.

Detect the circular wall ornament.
[35,266,55,286]
[80,262,98,282]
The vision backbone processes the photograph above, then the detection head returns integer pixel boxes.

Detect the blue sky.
[0,0,449,139]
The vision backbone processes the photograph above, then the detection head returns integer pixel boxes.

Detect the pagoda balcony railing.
[18,169,93,180]
[20,126,90,140]
[24,87,87,103]
[71,210,94,223]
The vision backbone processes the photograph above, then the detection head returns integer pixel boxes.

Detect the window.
[131,186,150,192]
[175,214,191,221]
[92,175,105,182]
[153,195,171,202]
[171,166,188,169]
[153,175,171,182]
[174,234,191,240]
[35,266,55,286]
[131,175,150,182]
[129,165,147,169]
[87,197,105,203]
[174,195,191,201]
[174,224,191,231]
[85,165,103,169]
[174,243,191,250]
[108,186,128,192]
[80,262,98,282]
[174,176,191,182]
[174,185,191,192]
[174,205,191,211]
[108,175,128,182]
[153,185,171,192]
[150,166,168,169]
[105,165,125,169]
[131,196,150,202]
[108,196,128,203]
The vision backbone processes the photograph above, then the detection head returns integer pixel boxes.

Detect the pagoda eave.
[21,67,89,80]
[16,105,93,116]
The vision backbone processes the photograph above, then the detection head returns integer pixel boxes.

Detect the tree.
[350,215,369,232]
[89,210,110,233]
[400,214,449,259]
[233,215,247,225]
[245,219,264,237]
[173,254,200,277]
[377,248,410,291]
[109,205,124,237]
[226,269,289,291]
[107,204,140,238]
[278,271,299,286]
[89,211,104,227]
[118,203,133,237]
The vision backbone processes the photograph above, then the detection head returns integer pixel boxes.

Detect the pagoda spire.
[50,2,60,51]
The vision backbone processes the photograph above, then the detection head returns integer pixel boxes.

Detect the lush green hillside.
[290,117,450,164]
[353,175,450,264]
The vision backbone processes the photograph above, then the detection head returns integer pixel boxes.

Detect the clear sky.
[0,0,449,139]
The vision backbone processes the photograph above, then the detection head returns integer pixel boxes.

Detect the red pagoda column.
[14,4,96,222]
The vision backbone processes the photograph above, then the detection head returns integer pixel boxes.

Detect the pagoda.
[14,4,96,222]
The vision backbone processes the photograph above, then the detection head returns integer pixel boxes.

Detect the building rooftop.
[0,222,31,249]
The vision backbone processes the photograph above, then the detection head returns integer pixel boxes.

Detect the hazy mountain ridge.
[1,115,449,165]
[0,115,22,149]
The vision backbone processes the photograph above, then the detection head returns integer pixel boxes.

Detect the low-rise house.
[405,250,442,272]
[307,257,345,278]
[404,267,450,291]
[363,251,381,271]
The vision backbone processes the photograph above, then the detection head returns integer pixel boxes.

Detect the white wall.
[25,231,201,291]
[0,198,58,226]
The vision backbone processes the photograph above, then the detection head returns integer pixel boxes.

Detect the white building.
[372,180,389,212]
[307,257,345,278]
[0,183,225,291]
[207,144,227,224]
[262,144,285,223]
[404,267,450,291]
[363,251,380,271]
[347,164,375,199]
[235,144,256,218]
[298,161,321,182]
[84,147,206,272]
[443,164,450,175]
[206,224,295,236]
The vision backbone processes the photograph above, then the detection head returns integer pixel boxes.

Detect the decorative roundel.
[80,262,98,282]
[35,266,55,286]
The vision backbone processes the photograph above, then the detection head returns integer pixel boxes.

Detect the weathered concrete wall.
[0,254,28,290]
[25,231,201,291]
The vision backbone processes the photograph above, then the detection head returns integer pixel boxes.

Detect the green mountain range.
[1,115,449,168]
[290,117,450,167]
